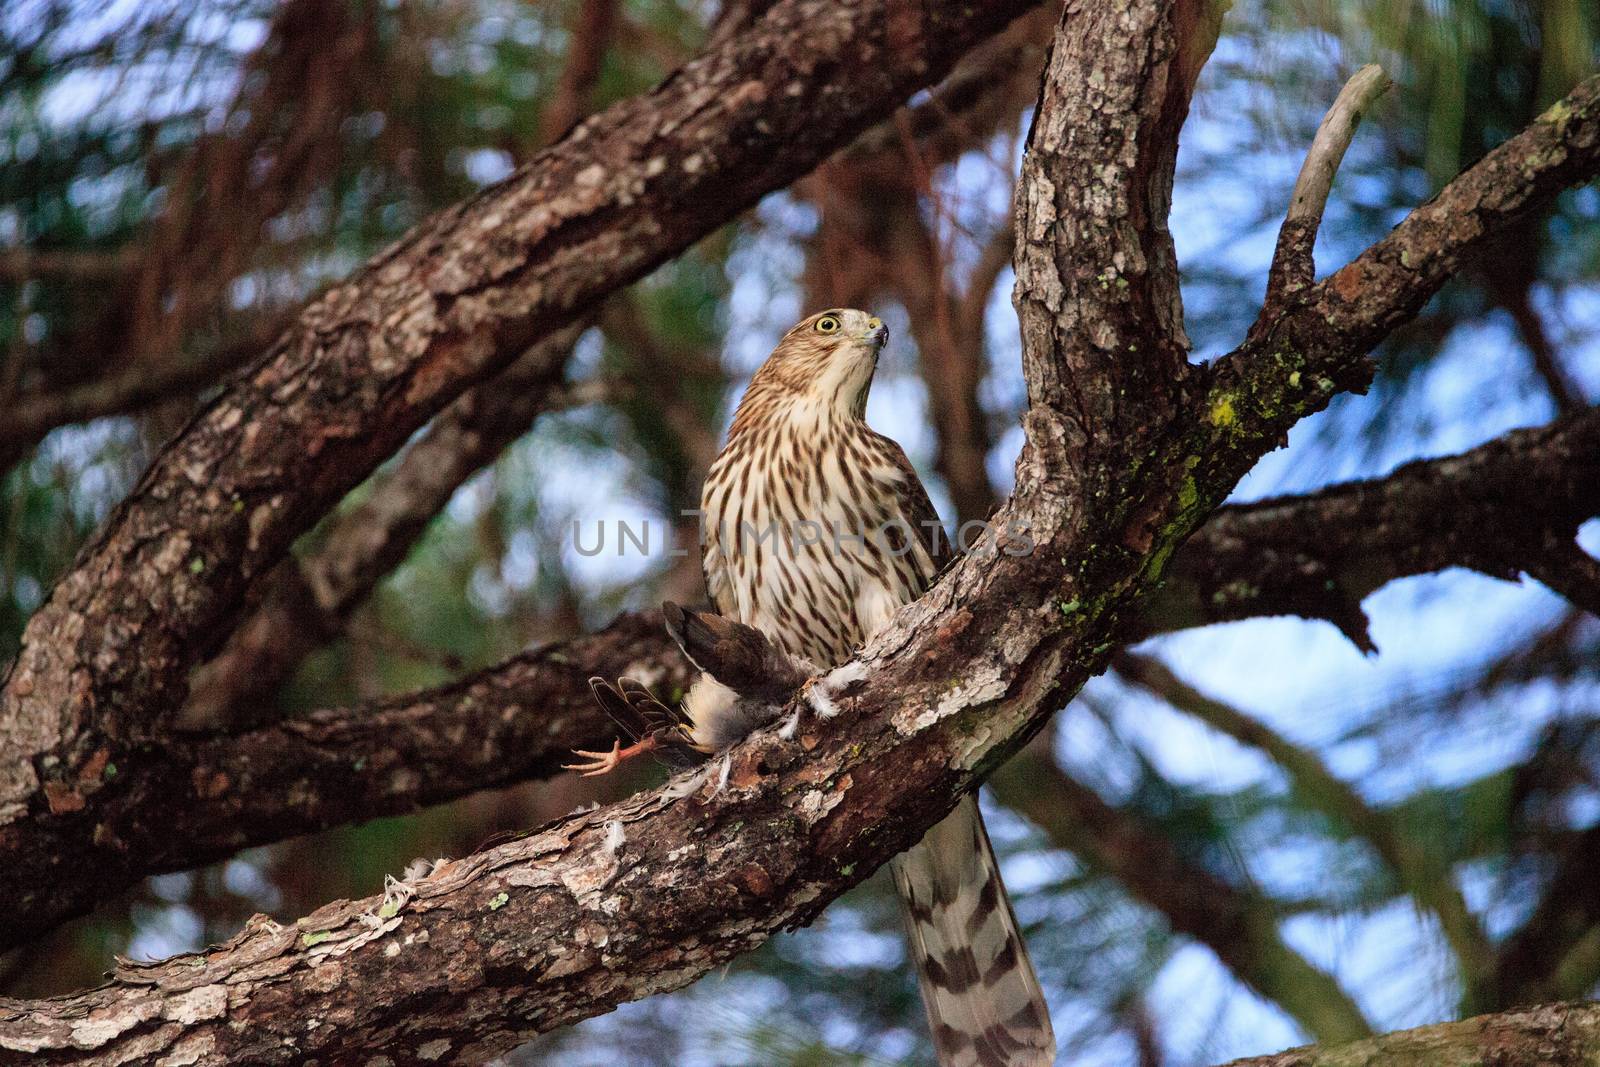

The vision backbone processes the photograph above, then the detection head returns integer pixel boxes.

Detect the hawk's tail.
[891,794,1055,1067]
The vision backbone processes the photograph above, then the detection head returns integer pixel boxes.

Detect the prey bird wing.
[663,602,813,702]
[582,677,708,772]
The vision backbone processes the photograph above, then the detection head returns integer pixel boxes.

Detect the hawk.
[573,309,1054,1066]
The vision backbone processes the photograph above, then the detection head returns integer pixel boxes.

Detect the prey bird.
[571,309,1054,1067]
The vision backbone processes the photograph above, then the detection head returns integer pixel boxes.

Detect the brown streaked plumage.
[580,309,1054,1066]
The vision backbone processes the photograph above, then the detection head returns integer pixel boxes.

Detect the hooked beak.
[863,316,888,348]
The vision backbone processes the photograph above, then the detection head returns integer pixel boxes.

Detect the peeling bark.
[0,0,1039,893]
[1,406,1595,951]
[2,0,1600,1061]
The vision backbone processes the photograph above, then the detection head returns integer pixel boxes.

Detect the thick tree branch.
[0,612,689,952]
[0,0,1041,855]
[3,404,1587,947]
[1215,1000,1600,1067]
[2,405,1595,949]
[4,9,1600,1062]
[178,323,589,730]
[1139,404,1600,641]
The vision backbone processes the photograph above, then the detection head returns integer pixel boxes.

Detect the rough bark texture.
[177,323,588,731]
[0,405,1594,951]
[1215,1001,1600,1067]
[1140,404,1600,645]
[5,2,1599,1062]
[0,612,691,953]
[4,0,1600,1059]
[0,0,1039,914]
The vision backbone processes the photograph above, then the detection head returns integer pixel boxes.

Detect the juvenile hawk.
[576,309,1054,1067]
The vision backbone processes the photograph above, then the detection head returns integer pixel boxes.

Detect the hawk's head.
[741,309,888,424]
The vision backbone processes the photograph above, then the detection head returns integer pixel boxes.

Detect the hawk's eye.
[814,315,841,334]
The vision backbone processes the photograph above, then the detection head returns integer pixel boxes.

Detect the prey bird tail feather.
[892,794,1055,1067]
[586,677,708,770]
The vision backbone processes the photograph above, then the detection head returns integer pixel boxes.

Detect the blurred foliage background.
[1,1,1598,1063]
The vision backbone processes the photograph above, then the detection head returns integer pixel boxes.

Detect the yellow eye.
[814,315,840,334]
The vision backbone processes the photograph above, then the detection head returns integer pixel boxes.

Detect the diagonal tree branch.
[175,320,589,731]
[2,403,1596,950]
[180,9,1053,732]
[0,0,1043,863]
[3,10,1599,1065]
[1116,651,1495,1011]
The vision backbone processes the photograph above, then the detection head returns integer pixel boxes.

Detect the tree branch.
[177,323,588,730]
[1215,1000,1600,1067]
[0,319,285,473]
[3,8,1599,1061]
[1139,404,1600,643]
[1264,64,1392,303]
[0,0,1042,852]
[1214,73,1600,461]
[990,744,1373,1043]
[0,611,689,952]
[537,0,621,148]
[3,405,1595,949]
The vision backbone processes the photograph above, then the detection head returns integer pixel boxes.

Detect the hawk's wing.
[700,468,740,619]
[876,433,955,585]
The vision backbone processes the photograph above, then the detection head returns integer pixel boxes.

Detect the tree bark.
[0,0,1040,901]
[1215,1000,1600,1067]
[1139,404,1600,646]
[0,406,1594,950]
[176,323,589,731]
[3,0,1598,1059]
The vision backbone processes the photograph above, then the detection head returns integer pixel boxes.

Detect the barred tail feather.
[892,794,1054,1067]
